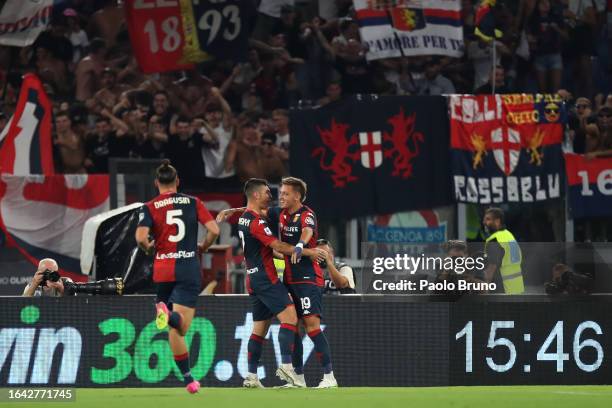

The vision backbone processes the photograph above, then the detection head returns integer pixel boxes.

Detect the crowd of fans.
[0,0,610,194]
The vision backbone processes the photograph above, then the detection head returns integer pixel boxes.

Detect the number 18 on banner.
[125,0,195,74]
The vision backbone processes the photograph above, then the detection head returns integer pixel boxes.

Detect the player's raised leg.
[158,302,200,393]
[303,315,337,388]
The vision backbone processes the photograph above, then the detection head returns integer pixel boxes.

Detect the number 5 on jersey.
[166,209,185,242]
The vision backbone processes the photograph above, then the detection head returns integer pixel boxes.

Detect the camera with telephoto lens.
[63,277,124,296]
[545,265,593,295]
[40,269,61,287]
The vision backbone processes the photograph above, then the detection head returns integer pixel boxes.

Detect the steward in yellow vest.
[483,208,524,294]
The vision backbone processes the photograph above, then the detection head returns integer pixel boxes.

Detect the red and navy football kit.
[272,205,324,319]
[237,209,293,321]
[138,191,213,308]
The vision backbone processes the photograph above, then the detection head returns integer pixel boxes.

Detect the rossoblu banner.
[450,94,566,204]
[1,296,611,387]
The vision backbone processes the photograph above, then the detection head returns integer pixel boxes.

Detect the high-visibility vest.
[485,229,524,294]
[274,258,285,278]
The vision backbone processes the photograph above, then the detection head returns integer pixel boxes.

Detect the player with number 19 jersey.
[138,191,214,284]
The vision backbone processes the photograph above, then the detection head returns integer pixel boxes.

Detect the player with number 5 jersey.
[136,160,220,394]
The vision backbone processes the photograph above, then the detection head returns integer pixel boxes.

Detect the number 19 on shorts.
[300,297,311,312]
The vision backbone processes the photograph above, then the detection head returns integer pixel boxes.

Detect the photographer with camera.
[23,258,125,297]
[545,263,593,295]
[23,258,72,297]
[317,239,356,295]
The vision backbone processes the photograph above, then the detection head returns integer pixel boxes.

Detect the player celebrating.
[217,177,337,388]
[135,160,220,394]
[274,177,337,388]
[237,178,325,388]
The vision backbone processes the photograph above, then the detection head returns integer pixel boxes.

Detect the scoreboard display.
[450,301,612,385]
[0,296,610,387]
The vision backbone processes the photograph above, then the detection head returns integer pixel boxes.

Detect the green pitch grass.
[4,386,612,408]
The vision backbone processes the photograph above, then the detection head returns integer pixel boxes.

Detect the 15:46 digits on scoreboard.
[455,320,604,373]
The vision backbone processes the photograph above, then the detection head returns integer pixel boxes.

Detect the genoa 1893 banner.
[565,153,612,219]
[450,94,565,204]
[125,0,255,74]
[290,95,453,220]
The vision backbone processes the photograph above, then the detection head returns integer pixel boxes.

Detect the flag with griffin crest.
[290,95,453,220]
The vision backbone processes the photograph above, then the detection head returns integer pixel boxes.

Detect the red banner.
[0,73,54,175]
[124,0,194,74]
[565,153,612,219]
[449,94,566,204]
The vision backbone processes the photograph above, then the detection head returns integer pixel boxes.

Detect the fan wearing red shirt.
[135,160,219,394]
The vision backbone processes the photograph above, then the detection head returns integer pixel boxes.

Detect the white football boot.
[315,372,338,389]
[243,373,264,388]
[275,364,306,388]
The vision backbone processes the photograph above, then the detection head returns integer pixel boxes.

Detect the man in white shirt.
[201,88,238,190]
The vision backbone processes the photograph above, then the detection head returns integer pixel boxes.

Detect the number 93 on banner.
[125,0,195,74]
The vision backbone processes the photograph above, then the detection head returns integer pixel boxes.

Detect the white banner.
[353,0,464,60]
[0,0,54,47]
[0,175,110,276]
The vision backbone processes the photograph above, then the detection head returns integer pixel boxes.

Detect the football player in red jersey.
[274,177,337,388]
[135,160,219,394]
[217,177,336,388]
[236,178,326,388]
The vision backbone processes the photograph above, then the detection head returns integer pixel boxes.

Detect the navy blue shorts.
[156,279,200,309]
[250,282,293,321]
[288,284,323,319]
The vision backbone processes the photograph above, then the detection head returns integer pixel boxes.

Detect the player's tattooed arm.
[216,207,247,223]
[198,220,221,253]
[135,226,155,256]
